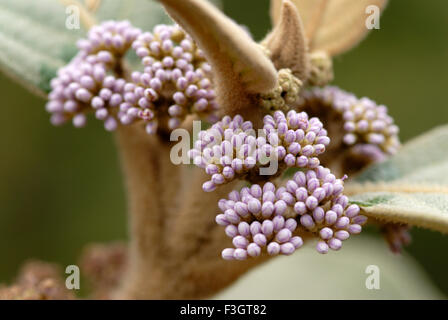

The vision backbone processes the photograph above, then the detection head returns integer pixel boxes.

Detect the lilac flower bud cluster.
[301,86,400,158]
[76,20,142,58]
[189,111,330,192]
[217,166,365,259]
[264,110,330,169]
[287,167,365,254]
[46,21,217,135]
[188,114,261,192]
[46,55,125,130]
[46,21,142,130]
[123,24,217,133]
[217,182,304,260]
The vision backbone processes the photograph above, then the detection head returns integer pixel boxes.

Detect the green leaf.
[95,0,222,31]
[347,125,448,233]
[95,0,172,30]
[0,0,222,97]
[0,0,84,97]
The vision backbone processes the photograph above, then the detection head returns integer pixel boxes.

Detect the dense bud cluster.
[189,111,330,192]
[264,110,330,168]
[76,20,141,57]
[216,166,364,259]
[301,86,400,158]
[46,20,141,130]
[217,182,304,260]
[46,56,124,130]
[287,168,365,254]
[260,68,302,112]
[46,21,216,134]
[124,24,217,133]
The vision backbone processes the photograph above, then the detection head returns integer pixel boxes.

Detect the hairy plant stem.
[113,124,272,299]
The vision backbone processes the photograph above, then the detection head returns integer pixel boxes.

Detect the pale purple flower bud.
[238,221,250,237]
[261,202,274,218]
[273,215,285,231]
[332,204,344,216]
[274,200,287,215]
[234,202,249,218]
[73,114,87,128]
[328,238,342,251]
[284,154,296,167]
[233,236,249,249]
[348,224,362,234]
[316,241,329,254]
[222,248,235,260]
[222,166,235,180]
[295,187,308,202]
[75,88,92,102]
[202,181,216,192]
[225,209,240,224]
[280,243,295,255]
[109,93,123,107]
[335,230,350,241]
[280,192,295,206]
[286,180,298,194]
[261,220,274,236]
[290,236,303,249]
[294,202,307,215]
[335,195,349,208]
[267,242,280,256]
[325,210,338,225]
[305,196,318,210]
[250,221,262,235]
[250,184,262,198]
[300,214,315,229]
[91,96,104,109]
[276,228,292,243]
[333,183,344,196]
[212,173,225,185]
[225,225,238,238]
[95,108,108,120]
[296,156,308,167]
[313,207,325,222]
[104,116,117,131]
[234,248,247,260]
[248,198,261,214]
[319,227,333,240]
[262,191,276,203]
[345,204,360,218]
[352,215,368,225]
[215,214,229,226]
[307,178,320,192]
[263,182,276,193]
[285,218,297,232]
[312,187,326,201]
[253,233,267,247]
[247,243,261,257]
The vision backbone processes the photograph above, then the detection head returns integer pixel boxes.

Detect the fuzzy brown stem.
[112,123,275,299]
[113,124,182,298]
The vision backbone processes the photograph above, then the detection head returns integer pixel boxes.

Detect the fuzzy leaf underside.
[271,0,388,56]
[0,0,83,97]
[0,0,222,97]
[348,125,448,233]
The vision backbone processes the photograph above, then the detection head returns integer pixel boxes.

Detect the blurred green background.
[0,0,447,296]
